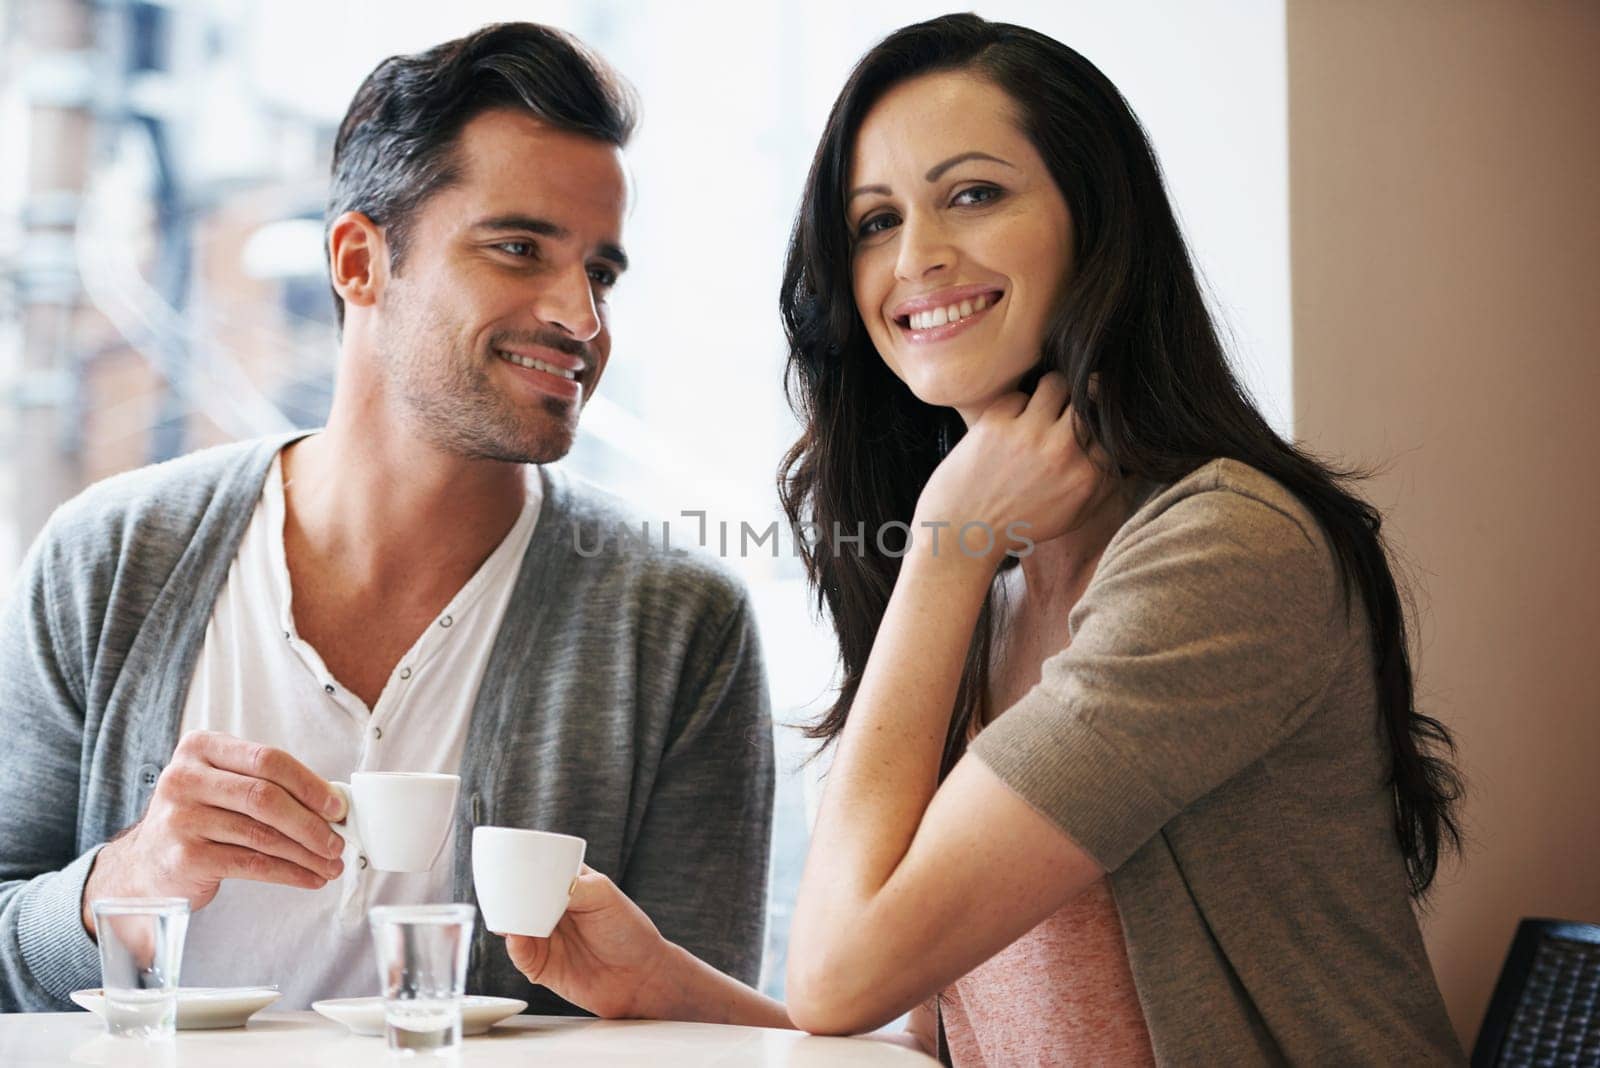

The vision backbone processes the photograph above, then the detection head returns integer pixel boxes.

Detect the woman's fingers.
[1024,370,1071,423]
[565,869,620,914]
[505,933,550,980]
[915,367,1114,550]
[980,391,1028,422]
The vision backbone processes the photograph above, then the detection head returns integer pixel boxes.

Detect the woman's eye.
[953,184,1002,207]
[856,212,899,239]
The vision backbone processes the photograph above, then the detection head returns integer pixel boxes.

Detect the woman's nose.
[893,214,957,282]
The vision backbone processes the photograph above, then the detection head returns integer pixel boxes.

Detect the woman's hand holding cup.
[478,829,688,1020]
[500,865,680,1020]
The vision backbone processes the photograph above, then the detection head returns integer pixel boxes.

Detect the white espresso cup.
[329,772,460,873]
[471,827,587,937]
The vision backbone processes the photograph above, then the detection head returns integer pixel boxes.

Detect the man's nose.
[534,265,602,343]
[894,213,956,282]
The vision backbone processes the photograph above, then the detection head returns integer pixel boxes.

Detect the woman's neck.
[1011,477,1137,613]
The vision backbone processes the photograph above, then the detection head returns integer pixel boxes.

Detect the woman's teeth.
[498,350,577,380]
[908,294,991,331]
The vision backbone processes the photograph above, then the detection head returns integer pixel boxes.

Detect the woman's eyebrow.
[924,150,1014,182]
[847,150,1017,201]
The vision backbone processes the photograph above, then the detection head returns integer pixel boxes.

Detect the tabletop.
[0,1010,940,1067]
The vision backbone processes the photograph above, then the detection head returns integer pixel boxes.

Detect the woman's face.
[847,70,1074,425]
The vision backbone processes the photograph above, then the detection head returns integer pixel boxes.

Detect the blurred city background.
[0,0,1289,1000]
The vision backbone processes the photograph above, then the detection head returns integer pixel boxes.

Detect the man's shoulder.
[539,466,751,623]
[39,436,285,571]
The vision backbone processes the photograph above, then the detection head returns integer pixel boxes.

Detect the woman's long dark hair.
[778,14,1461,896]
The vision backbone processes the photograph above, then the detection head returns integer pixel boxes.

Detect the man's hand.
[81,730,347,938]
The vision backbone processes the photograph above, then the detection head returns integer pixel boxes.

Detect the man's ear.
[328,211,388,314]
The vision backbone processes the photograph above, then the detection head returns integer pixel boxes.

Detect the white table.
[0,1010,939,1066]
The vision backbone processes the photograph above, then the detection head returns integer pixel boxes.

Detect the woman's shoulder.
[1055,459,1353,700]
[1119,458,1328,559]
[1093,459,1343,624]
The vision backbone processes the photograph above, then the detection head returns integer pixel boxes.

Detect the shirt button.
[439,615,453,628]
[283,631,290,640]
[399,667,412,680]
[358,855,369,870]
[324,683,335,695]
[372,726,382,740]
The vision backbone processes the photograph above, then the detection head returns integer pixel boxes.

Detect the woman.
[499,15,1465,1064]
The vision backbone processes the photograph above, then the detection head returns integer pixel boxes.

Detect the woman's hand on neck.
[913,371,1116,573]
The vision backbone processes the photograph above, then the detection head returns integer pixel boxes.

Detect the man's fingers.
[202,807,344,880]
[204,841,332,891]
[193,767,345,860]
[188,730,345,821]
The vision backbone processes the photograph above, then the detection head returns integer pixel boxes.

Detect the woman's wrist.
[902,518,1006,589]
[637,941,793,1029]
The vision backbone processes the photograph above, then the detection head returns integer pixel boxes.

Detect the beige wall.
[1287,0,1600,1048]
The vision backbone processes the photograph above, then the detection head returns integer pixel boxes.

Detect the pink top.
[939,878,1154,1067]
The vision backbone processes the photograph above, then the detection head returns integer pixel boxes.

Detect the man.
[0,23,773,1013]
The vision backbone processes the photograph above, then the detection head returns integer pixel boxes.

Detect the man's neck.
[279,416,528,599]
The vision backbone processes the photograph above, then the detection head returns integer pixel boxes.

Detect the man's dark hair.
[325,22,638,326]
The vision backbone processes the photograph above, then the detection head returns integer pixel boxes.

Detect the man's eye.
[588,265,618,288]
[496,241,537,258]
[953,184,1002,207]
[856,212,899,239]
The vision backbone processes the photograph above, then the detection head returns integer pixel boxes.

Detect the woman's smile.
[892,285,1006,344]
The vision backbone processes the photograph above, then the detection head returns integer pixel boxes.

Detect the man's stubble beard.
[380,299,580,466]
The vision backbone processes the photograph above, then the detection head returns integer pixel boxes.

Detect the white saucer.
[70,986,281,1029]
[311,995,527,1037]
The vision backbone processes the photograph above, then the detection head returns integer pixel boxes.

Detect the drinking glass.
[368,903,476,1054]
[90,897,190,1039]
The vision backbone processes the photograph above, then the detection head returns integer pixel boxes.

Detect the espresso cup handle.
[328,781,360,857]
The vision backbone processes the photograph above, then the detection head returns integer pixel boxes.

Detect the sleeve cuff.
[970,687,1177,872]
[17,844,107,1005]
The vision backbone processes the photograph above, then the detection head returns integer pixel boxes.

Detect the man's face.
[374,108,628,464]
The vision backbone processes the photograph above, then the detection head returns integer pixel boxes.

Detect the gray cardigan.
[0,435,775,1013]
